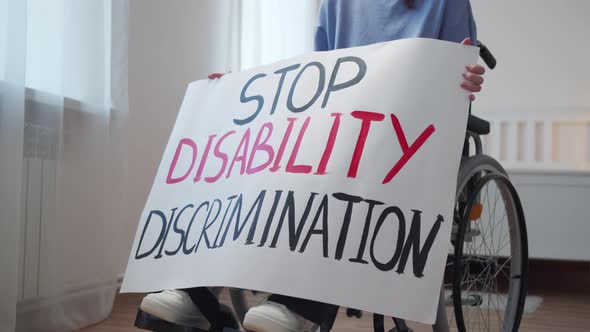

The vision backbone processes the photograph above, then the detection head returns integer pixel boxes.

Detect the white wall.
[123,0,233,274]
[470,0,590,113]
[511,172,590,261]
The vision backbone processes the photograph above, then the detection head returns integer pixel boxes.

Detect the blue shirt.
[315,0,477,51]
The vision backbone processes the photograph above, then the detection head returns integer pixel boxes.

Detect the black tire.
[451,155,528,332]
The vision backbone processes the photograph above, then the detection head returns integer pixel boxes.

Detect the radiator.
[18,90,61,301]
[478,110,590,172]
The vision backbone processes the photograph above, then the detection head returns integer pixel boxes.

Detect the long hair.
[404,0,415,8]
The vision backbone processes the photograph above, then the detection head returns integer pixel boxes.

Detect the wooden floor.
[80,290,590,332]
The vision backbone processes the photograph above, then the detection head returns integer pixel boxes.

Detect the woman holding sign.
[140,1,486,331]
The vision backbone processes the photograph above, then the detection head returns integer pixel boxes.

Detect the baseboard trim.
[16,279,119,332]
[528,259,590,293]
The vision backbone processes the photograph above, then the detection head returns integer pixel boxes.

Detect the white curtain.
[238,0,319,70]
[0,0,128,331]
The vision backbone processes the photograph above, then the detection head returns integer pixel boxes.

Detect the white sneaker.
[140,289,209,329]
[243,300,310,332]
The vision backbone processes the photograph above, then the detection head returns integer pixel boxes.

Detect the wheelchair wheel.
[450,155,528,332]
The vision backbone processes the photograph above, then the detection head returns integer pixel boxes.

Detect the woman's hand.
[460,37,485,101]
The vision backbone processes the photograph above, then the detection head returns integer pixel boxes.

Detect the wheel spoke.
[452,167,526,332]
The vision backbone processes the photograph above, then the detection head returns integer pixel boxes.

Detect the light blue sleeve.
[440,0,477,44]
[314,0,330,51]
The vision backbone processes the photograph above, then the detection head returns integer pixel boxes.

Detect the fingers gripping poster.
[122,38,478,324]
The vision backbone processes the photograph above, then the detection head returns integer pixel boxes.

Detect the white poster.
[122,38,478,324]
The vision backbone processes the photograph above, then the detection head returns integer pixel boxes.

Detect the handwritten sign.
[121,38,478,324]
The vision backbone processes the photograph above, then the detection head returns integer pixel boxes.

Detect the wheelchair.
[134,41,529,332]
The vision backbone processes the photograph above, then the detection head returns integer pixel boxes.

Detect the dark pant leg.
[268,294,339,328]
[182,287,237,330]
